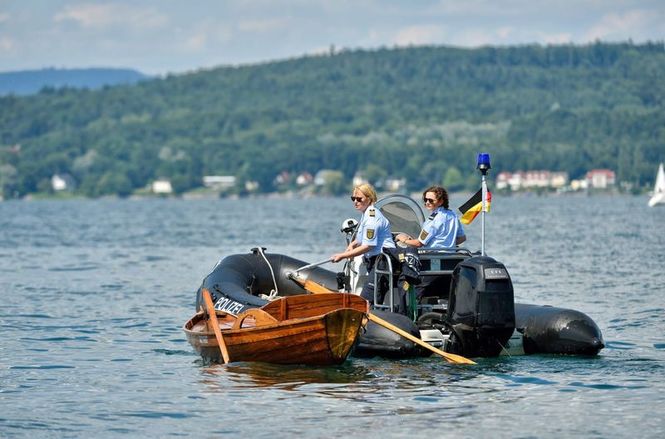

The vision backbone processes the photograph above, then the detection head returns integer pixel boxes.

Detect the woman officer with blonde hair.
[331,183,395,304]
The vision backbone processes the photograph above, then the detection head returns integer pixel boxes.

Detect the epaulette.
[428,211,438,220]
[368,208,376,217]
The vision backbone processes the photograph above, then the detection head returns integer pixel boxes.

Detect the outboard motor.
[445,256,515,357]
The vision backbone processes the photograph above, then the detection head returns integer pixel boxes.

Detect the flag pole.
[481,173,486,256]
[476,153,491,256]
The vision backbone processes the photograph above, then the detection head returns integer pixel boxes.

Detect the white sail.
[648,163,665,207]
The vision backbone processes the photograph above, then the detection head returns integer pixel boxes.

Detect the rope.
[256,247,279,300]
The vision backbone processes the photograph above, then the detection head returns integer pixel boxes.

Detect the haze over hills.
[0,68,150,96]
[0,42,664,199]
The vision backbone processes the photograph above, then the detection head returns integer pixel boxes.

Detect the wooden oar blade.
[368,313,475,365]
[304,279,336,295]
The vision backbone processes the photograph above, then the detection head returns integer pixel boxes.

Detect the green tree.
[320,170,346,195]
[96,172,132,197]
[362,164,387,185]
[442,166,465,191]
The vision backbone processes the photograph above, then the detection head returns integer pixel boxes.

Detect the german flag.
[458,189,491,225]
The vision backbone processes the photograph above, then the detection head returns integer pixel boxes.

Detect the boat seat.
[232,308,278,329]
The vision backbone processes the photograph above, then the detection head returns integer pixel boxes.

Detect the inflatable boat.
[194,194,604,359]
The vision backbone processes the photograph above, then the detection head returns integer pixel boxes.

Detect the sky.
[0,0,664,75]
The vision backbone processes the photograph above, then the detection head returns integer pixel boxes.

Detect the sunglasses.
[423,198,437,204]
[350,196,365,202]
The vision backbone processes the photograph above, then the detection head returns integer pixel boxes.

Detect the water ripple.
[48,265,100,272]
[1,196,664,438]
[9,365,76,370]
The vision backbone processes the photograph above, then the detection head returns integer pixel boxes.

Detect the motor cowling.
[445,256,515,357]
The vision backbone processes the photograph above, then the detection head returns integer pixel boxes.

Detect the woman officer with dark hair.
[395,185,466,300]
[395,185,466,250]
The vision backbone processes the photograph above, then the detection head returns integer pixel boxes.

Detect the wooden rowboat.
[183,292,368,365]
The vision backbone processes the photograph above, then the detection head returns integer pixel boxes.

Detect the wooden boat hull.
[184,294,368,365]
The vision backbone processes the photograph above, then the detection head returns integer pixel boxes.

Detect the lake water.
[1,194,664,438]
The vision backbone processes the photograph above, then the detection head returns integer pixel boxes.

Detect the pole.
[476,152,491,257]
[294,258,331,274]
[481,173,487,256]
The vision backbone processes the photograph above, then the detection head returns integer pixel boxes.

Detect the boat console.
[341,193,516,357]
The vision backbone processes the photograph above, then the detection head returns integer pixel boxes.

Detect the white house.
[51,174,76,192]
[352,173,368,187]
[296,172,313,186]
[151,179,173,194]
[496,170,568,191]
[586,169,616,189]
[203,175,236,190]
[384,177,407,192]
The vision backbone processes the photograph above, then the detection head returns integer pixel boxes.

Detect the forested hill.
[1,42,664,198]
[0,68,149,96]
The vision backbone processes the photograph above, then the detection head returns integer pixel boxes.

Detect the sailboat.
[648,163,665,207]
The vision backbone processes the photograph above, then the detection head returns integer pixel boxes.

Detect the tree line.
[1,41,664,199]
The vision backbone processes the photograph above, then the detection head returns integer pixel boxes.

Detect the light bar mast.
[476,153,491,256]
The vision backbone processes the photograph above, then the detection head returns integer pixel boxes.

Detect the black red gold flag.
[458,189,491,225]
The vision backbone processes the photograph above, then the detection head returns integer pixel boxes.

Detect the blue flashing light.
[476,153,491,172]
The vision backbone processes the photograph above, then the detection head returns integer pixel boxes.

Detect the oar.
[292,276,336,294]
[290,276,476,365]
[293,258,332,274]
[366,313,475,365]
[201,288,230,364]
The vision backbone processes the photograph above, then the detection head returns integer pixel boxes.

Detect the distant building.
[52,175,67,191]
[352,173,368,187]
[245,181,259,192]
[586,169,616,189]
[296,172,313,186]
[496,171,522,191]
[524,170,550,188]
[51,174,76,192]
[202,175,236,190]
[274,171,290,186]
[496,170,568,191]
[570,179,588,191]
[384,177,407,192]
[549,172,569,189]
[314,170,340,186]
[151,179,173,194]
